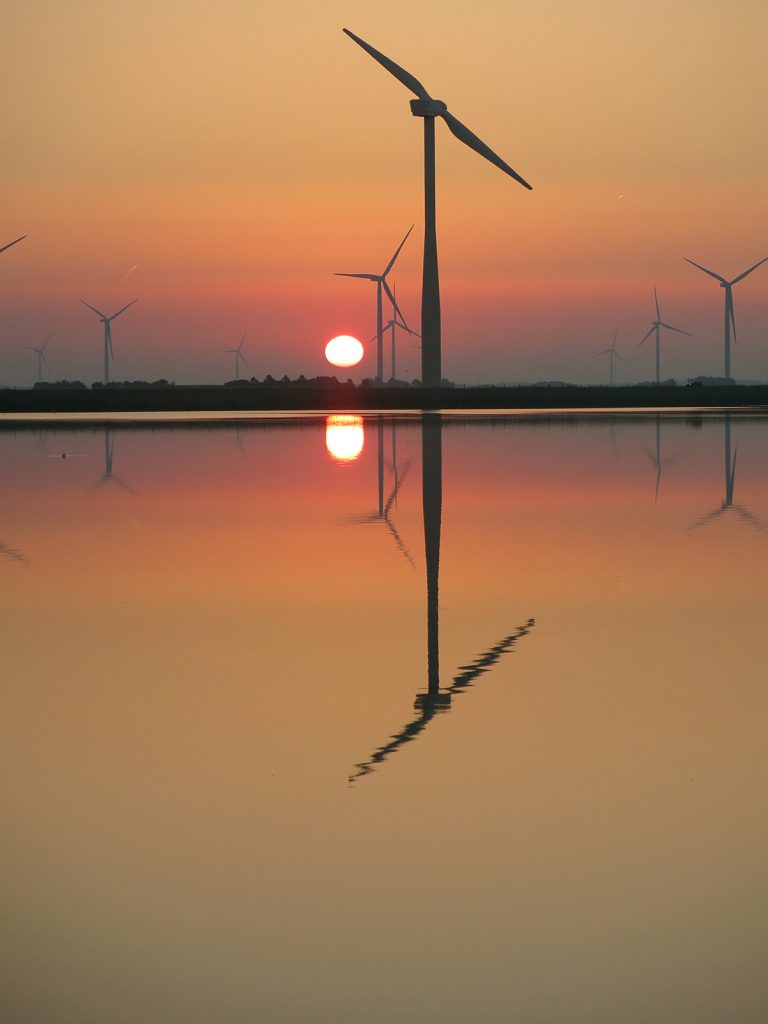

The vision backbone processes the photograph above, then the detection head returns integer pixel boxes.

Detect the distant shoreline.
[2,383,768,415]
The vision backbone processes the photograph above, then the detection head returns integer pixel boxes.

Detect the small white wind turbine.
[597,329,626,386]
[30,335,51,383]
[81,299,138,384]
[224,332,250,380]
[637,286,691,383]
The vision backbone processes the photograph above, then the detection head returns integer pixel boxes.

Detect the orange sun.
[325,335,364,368]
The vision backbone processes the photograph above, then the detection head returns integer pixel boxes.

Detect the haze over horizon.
[2,0,767,387]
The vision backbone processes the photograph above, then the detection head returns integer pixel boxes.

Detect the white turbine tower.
[637,286,691,384]
[30,335,51,383]
[81,299,138,385]
[335,227,413,383]
[224,332,250,380]
[343,28,532,388]
[597,329,626,386]
[1,234,26,255]
[684,256,768,379]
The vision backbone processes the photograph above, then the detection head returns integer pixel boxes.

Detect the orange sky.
[2,1,768,385]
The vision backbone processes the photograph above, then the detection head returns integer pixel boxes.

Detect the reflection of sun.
[326,415,364,462]
[325,335,364,368]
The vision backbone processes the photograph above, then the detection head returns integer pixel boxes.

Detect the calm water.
[2,410,767,1023]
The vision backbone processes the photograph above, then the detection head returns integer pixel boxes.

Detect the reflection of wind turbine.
[349,413,535,783]
[92,428,133,492]
[688,413,768,533]
[684,256,768,379]
[0,536,27,564]
[597,329,625,386]
[30,335,51,383]
[1,234,26,254]
[642,414,679,503]
[81,299,138,385]
[343,29,532,388]
[224,332,250,380]
[336,227,413,383]
[637,286,691,384]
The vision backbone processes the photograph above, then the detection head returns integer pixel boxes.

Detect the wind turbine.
[30,335,51,383]
[1,234,26,255]
[597,329,626,386]
[688,413,768,534]
[367,313,419,381]
[92,428,133,492]
[224,332,250,380]
[343,28,532,388]
[81,299,138,385]
[349,413,534,783]
[336,226,413,383]
[637,287,691,383]
[684,256,768,379]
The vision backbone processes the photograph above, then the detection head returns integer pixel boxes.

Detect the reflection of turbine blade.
[687,505,727,531]
[732,505,768,533]
[0,540,28,564]
[349,619,535,783]
[383,517,416,569]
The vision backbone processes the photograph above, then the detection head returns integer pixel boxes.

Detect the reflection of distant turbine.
[0,234,26,255]
[684,256,768,379]
[224,332,250,380]
[81,298,138,385]
[92,428,133,492]
[597,329,625,386]
[637,286,690,384]
[336,227,413,383]
[688,413,768,533]
[0,537,27,564]
[30,335,51,383]
[349,414,535,783]
[642,414,679,504]
[326,415,365,461]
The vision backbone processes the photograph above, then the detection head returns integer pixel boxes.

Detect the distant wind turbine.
[597,329,626,386]
[368,314,419,381]
[30,335,51,383]
[81,299,138,385]
[336,227,413,383]
[224,332,250,380]
[0,234,26,255]
[637,287,691,383]
[684,256,768,379]
[343,28,532,388]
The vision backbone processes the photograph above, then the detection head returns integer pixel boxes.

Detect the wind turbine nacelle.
[410,98,447,117]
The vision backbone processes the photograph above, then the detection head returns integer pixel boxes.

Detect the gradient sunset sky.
[2,0,767,385]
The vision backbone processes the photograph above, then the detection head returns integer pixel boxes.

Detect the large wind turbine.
[597,329,626,386]
[684,256,768,379]
[336,226,413,383]
[81,299,138,385]
[637,287,691,383]
[1,234,26,255]
[30,335,51,383]
[343,29,532,388]
[224,332,250,379]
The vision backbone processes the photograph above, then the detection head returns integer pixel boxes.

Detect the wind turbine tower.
[30,335,51,383]
[597,330,625,386]
[81,299,138,385]
[684,256,768,379]
[637,286,691,384]
[343,29,532,388]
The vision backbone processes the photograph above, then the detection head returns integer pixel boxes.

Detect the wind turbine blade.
[684,258,726,284]
[107,323,114,359]
[81,299,106,318]
[335,272,377,280]
[42,352,49,367]
[596,348,612,355]
[637,326,655,347]
[614,351,628,364]
[42,334,51,350]
[728,292,737,343]
[730,256,768,285]
[659,322,692,336]
[238,332,247,351]
[611,329,618,349]
[342,28,431,100]
[110,298,138,320]
[442,111,533,189]
[0,234,26,254]
[240,352,251,368]
[653,284,660,321]
[382,279,408,329]
[382,225,414,277]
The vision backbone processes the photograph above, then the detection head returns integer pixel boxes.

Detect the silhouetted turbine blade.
[638,326,655,346]
[653,284,660,321]
[0,235,26,254]
[442,111,533,189]
[335,272,378,280]
[81,299,107,318]
[342,28,431,100]
[684,258,726,284]
[730,256,768,285]
[382,279,408,329]
[727,292,737,343]
[614,352,627,364]
[596,348,612,356]
[382,225,414,278]
[659,322,692,336]
[110,298,138,319]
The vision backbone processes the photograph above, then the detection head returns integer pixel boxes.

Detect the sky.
[2,0,768,386]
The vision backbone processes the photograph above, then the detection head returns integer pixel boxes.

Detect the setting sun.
[325,335,364,368]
